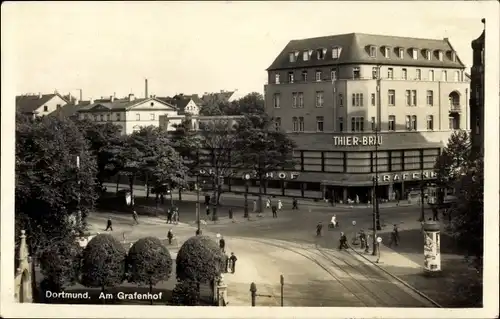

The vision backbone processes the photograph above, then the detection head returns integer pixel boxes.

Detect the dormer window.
[398,48,404,59]
[303,50,310,61]
[275,73,280,84]
[332,46,342,59]
[369,46,377,58]
[436,50,443,61]
[425,50,431,60]
[317,48,326,60]
[288,72,294,83]
[450,51,457,62]
[289,51,298,62]
[412,48,418,60]
[384,47,390,58]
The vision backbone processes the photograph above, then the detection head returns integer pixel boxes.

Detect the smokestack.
[79,89,83,102]
[110,95,114,102]
[75,98,79,105]
[129,94,135,102]
[145,79,148,99]
[90,97,94,104]
[38,92,42,99]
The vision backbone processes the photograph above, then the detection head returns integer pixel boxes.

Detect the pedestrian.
[229,252,238,274]
[292,198,298,210]
[278,199,283,211]
[359,229,366,249]
[330,214,337,228]
[228,208,233,219]
[105,217,113,231]
[252,200,257,213]
[205,194,210,206]
[132,210,139,225]
[219,236,226,253]
[271,205,278,218]
[167,208,172,224]
[223,253,229,273]
[339,232,348,250]
[432,207,439,221]
[388,224,399,247]
[266,197,271,209]
[365,234,371,253]
[167,229,174,245]
[393,224,400,244]
[206,206,210,217]
[316,222,323,236]
[172,207,179,224]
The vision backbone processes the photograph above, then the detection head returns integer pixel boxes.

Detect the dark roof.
[267,32,466,71]
[173,94,203,105]
[78,97,175,112]
[471,30,485,49]
[16,94,67,114]
[200,91,235,105]
[50,101,92,118]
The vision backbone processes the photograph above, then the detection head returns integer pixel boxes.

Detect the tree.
[80,234,127,299]
[235,113,296,212]
[127,237,173,304]
[171,281,201,306]
[199,101,225,116]
[39,238,82,291]
[175,236,224,288]
[16,113,98,286]
[198,119,241,220]
[232,92,265,115]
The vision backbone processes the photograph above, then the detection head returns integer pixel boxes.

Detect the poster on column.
[423,230,441,272]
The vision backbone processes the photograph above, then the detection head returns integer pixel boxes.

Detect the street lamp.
[195,173,202,235]
[374,65,381,231]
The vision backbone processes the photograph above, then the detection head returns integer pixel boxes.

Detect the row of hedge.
[39,234,225,305]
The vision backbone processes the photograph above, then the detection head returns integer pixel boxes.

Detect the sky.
[2,1,496,100]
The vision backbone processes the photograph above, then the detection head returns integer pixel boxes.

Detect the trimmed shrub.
[175,235,224,284]
[39,239,82,290]
[171,281,200,306]
[127,237,173,287]
[80,234,126,290]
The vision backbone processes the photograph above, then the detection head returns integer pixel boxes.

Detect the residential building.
[77,94,183,134]
[470,19,485,153]
[262,32,470,202]
[157,94,201,116]
[16,91,69,118]
[159,115,244,131]
[200,90,242,106]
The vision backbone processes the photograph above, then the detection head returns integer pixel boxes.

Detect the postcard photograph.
[1,1,498,318]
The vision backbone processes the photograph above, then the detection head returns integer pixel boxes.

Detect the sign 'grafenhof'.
[333,135,383,146]
[377,171,437,182]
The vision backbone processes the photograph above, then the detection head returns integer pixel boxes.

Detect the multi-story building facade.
[470,20,485,153]
[263,32,470,202]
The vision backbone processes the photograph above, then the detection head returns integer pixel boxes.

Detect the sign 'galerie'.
[333,135,383,146]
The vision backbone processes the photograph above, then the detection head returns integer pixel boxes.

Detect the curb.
[347,244,442,308]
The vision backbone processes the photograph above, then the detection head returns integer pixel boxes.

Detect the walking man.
[271,204,278,218]
[219,236,226,253]
[132,210,139,225]
[388,224,400,247]
[252,200,257,213]
[172,207,179,224]
[167,208,173,224]
[229,252,238,274]
[277,199,283,212]
[432,207,439,221]
[339,232,348,250]
[316,222,323,237]
[167,229,174,245]
[105,217,113,231]
[292,198,298,210]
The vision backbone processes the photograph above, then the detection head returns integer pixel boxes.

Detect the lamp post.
[195,173,201,235]
[419,150,426,222]
[374,64,381,231]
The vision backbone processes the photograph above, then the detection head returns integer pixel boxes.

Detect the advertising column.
[422,221,441,275]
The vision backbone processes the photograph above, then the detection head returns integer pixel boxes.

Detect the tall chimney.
[38,92,42,99]
[129,94,135,102]
[90,97,94,104]
[145,79,148,99]
[110,95,114,102]
[79,89,83,102]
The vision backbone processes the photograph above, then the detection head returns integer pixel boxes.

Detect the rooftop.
[16,93,68,114]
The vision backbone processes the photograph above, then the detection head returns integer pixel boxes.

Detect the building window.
[405,90,411,106]
[273,93,281,108]
[338,117,344,132]
[407,90,417,106]
[387,68,394,79]
[411,115,417,130]
[416,69,421,80]
[289,52,297,62]
[136,113,140,121]
[388,90,395,106]
[288,72,294,83]
[449,117,454,130]
[100,114,104,121]
[56,104,61,109]
[331,69,337,81]
[425,50,431,60]
[438,51,443,61]
[352,93,363,106]
[317,49,325,60]
[398,48,404,59]
[43,105,48,112]
[369,46,377,57]
[372,67,378,79]
[150,113,155,120]
[451,51,457,62]
[298,93,304,108]
[429,70,434,81]
[292,117,298,132]
[301,71,308,82]
[106,114,111,121]
[384,47,390,58]
[371,93,376,106]
[388,115,396,131]
[427,115,434,130]
[454,71,460,82]
[332,47,341,59]
[353,67,360,79]
[299,117,304,132]
[339,94,343,107]
[371,117,376,131]
[441,70,447,81]
[426,90,434,106]
[94,115,98,121]
[412,49,418,59]
[292,93,298,108]
[405,115,411,130]
[352,94,355,106]
[275,117,281,131]
[351,117,364,132]
[316,116,324,132]
[275,73,280,84]
[316,91,324,107]
[315,71,322,82]
[303,51,309,61]
[402,68,407,80]
[116,113,121,121]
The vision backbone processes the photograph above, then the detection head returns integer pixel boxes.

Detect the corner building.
[264,33,470,203]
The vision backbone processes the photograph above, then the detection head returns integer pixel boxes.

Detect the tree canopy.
[39,238,82,290]
[127,237,173,287]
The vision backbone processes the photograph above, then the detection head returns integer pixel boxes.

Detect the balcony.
[449,103,462,113]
